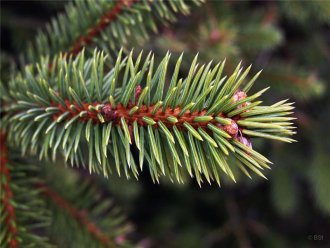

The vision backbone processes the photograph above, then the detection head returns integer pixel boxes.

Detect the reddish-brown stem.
[0,131,18,248]
[38,183,116,248]
[52,99,239,135]
[48,90,255,139]
[68,0,137,57]
[104,104,226,129]
[47,0,137,70]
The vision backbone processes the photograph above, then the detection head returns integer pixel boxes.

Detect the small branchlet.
[3,50,296,185]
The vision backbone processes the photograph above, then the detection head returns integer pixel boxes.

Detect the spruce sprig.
[26,0,203,63]
[40,166,132,248]
[0,134,52,247]
[2,50,296,185]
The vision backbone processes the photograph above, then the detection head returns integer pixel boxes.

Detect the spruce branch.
[0,132,52,248]
[0,130,132,247]
[26,0,203,63]
[40,183,112,246]
[279,1,330,24]
[260,63,325,100]
[38,165,132,247]
[2,50,296,185]
[0,133,18,248]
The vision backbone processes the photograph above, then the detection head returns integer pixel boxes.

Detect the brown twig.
[68,0,137,57]
[37,183,116,248]
[0,131,18,248]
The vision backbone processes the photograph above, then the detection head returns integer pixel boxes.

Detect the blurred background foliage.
[1,1,329,247]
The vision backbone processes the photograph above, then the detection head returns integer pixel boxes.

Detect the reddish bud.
[236,135,252,149]
[209,30,221,44]
[101,105,115,121]
[237,101,251,109]
[135,85,142,100]
[222,120,238,136]
[232,90,247,103]
[115,235,126,244]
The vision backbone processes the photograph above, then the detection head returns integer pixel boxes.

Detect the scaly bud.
[238,101,251,109]
[101,104,116,121]
[220,119,239,137]
[135,85,142,101]
[232,90,247,103]
[236,135,252,149]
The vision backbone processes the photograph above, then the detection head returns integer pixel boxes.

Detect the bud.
[236,135,252,149]
[209,30,221,44]
[237,101,251,109]
[135,85,142,100]
[232,90,247,103]
[222,120,238,136]
[115,235,126,245]
[101,104,115,120]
